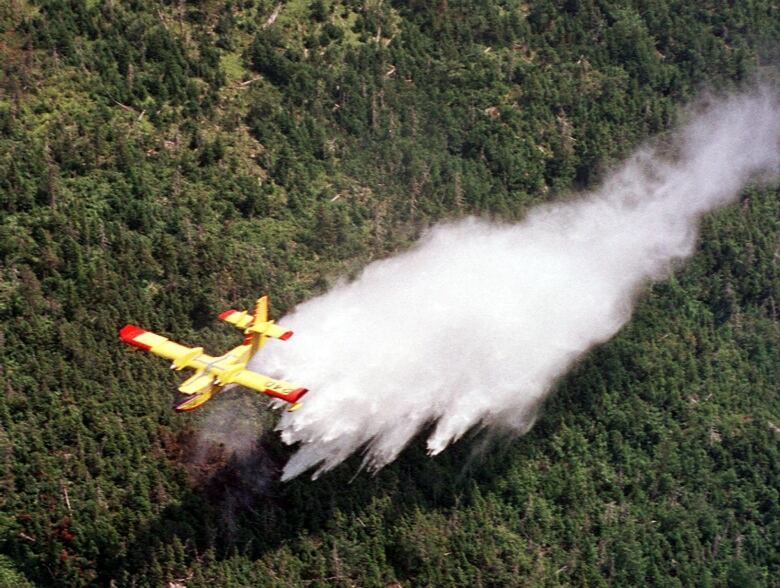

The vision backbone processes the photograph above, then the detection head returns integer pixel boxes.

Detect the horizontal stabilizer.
[247,321,294,340]
[218,309,253,330]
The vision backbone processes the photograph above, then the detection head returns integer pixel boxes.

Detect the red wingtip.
[279,331,294,341]
[218,309,237,320]
[286,387,308,403]
[263,386,308,404]
[119,324,152,350]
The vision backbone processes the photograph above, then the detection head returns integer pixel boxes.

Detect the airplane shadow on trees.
[110,395,567,582]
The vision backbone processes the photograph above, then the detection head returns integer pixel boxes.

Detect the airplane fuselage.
[173,344,254,410]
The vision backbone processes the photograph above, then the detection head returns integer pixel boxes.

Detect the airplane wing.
[119,325,215,369]
[227,368,308,404]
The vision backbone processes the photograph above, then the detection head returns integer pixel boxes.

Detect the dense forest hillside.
[1,1,779,585]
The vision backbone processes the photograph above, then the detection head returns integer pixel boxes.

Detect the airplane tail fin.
[254,296,268,324]
[248,296,270,355]
[219,296,293,356]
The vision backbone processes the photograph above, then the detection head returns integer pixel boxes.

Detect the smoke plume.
[252,89,780,480]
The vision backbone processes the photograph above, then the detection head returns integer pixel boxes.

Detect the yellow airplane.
[119,296,307,412]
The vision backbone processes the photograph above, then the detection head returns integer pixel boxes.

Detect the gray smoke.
[251,88,780,480]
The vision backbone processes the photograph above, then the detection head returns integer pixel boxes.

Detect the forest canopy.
[1,0,779,585]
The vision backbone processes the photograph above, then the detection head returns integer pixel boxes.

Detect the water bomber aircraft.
[119,296,307,412]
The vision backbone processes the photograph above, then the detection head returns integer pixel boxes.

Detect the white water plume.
[251,89,780,481]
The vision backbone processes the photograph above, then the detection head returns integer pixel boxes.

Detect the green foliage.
[0,555,34,588]
[1,0,779,585]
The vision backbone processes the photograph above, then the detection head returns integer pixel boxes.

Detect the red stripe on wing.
[265,386,308,403]
[119,324,152,351]
[218,309,237,320]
